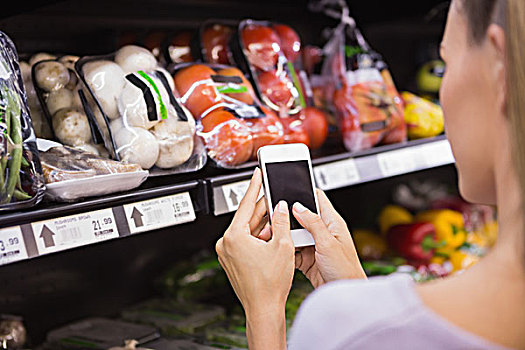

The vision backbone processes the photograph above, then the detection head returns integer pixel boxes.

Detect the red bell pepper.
[386,222,441,265]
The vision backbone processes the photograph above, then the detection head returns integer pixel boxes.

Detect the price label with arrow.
[123,192,196,234]
[221,180,250,213]
[0,226,28,266]
[314,158,360,191]
[31,209,119,256]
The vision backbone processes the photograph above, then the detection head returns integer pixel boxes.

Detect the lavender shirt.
[288,274,513,350]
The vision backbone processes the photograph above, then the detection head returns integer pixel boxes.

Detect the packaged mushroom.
[32,57,109,157]
[172,63,287,168]
[76,45,207,175]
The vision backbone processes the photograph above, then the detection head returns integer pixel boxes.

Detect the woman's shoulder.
[289,274,513,350]
[294,274,418,332]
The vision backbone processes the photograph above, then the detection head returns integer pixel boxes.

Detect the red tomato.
[280,116,310,147]
[300,107,328,149]
[302,45,323,76]
[273,24,301,63]
[216,67,255,105]
[169,31,194,63]
[241,24,280,71]
[144,31,166,57]
[244,107,284,158]
[200,109,253,166]
[174,64,222,119]
[257,70,294,110]
[202,24,233,65]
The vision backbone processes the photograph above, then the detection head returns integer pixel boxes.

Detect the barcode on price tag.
[314,158,360,190]
[123,192,196,234]
[31,209,119,256]
[0,226,28,266]
[377,148,418,177]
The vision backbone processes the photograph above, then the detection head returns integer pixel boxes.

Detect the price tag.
[377,149,418,177]
[420,140,455,167]
[0,226,28,266]
[314,158,360,190]
[123,192,196,234]
[31,209,119,256]
[221,180,250,213]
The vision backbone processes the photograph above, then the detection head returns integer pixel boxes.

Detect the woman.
[215,0,525,348]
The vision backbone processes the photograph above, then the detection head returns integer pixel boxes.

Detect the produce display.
[319,15,407,152]
[77,45,206,174]
[0,31,45,210]
[165,31,195,65]
[354,181,497,281]
[231,20,329,150]
[172,63,285,167]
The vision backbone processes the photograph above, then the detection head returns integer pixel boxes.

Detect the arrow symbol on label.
[130,207,144,227]
[319,170,327,185]
[229,189,239,207]
[39,225,56,248]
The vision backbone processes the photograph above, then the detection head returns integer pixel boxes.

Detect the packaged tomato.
[198,20,237,65]
[172,63,284,167]
[76,45,207,175]
[163,30,198,65]
[321,15,406,152]
[230,19,329,150]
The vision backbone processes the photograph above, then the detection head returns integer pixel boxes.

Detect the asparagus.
[2,91,23,204]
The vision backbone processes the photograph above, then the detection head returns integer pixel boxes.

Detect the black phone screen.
[265,160,317,230]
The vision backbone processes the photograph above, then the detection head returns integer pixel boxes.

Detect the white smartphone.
[257,143,319,247]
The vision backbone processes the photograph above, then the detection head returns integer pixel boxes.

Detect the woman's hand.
[216,168,294,350]
[294,189,367,288]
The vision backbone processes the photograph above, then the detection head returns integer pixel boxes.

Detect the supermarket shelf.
[209,135,454,216]
[0,181,201,267]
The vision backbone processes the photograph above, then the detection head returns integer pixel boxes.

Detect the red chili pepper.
[386,222,441,264]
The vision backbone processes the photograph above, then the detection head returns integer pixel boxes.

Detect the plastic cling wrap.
[321,15,406,152]
[32,57,109,156]
[0,31,45,210]
[172,63,285,168]
[230,20,329,150]
[76,45,207,175]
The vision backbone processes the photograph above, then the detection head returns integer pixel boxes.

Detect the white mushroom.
[65,69,79,90]
[115,45,157,74]
[117,75,171,129]
[155,67,175,92]
[34,61,70,92]
[46,89,74,115]
[29,52,57,66]
[71,89,83,109]
[58,55,80,70]
[73,143,100,155]
[83,60,126,120]
[114,126,159,169]
[24,79,40,109]
[30,107,53,139]
[52,108,92,146]
[109,117,125,135]
[152,116,195,168]
[19,61,31,83]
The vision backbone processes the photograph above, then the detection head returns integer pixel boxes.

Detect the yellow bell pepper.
[401,91,444,140]
[378,205,413,235]
[415,209,466,249]
[449,250,479,272]
[352,229,387,260]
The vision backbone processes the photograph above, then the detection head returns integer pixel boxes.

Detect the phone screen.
[266,160,317,230]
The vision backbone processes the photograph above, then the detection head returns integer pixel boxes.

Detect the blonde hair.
[506,0,525,256]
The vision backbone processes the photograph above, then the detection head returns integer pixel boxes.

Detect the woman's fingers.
[295,246,315,272]
[257,223,272,242]
[249,197,268,233]
[293,202,333,249]
[231,168,262,230]
[270,201,293,246]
